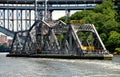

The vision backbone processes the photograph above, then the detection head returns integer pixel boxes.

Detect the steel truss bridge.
[0,0,118,55]
[11,20,107,54]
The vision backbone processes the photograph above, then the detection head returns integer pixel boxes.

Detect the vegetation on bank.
[59,0,120,53]
[0,45,11,52]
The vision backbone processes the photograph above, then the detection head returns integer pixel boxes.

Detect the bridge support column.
[37,10,43,20]
[65,10,70,24]
[35,0,38,21]
[12,10,14,31]
[3,10,5,28]
[47,10,53,21]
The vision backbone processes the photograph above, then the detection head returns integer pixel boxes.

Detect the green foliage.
[115,2,120,22]
[115,47,120,54]
[106,31,120,51]
[70,10,94,20]
[100,33,107,43]
[103,20,119,34]
[59,16,66,22]
[0,45,10,52]
[115,48,120,53]
[59,16,70,24]
[107,31,120,46]
[94,0,114,14]
[56,34,64,41]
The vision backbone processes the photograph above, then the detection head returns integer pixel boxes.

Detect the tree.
[0,45,10,52]
[102,19,119,34]
[115,48,120,54]
[106,31,120,52]
[115,2,120,22]
[100,33,107,44]
[59,16,66,22]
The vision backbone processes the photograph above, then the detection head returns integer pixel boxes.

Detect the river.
[0,53,120,77]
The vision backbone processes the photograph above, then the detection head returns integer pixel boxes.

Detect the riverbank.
[113,52,120,55]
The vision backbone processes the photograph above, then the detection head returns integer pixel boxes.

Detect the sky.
[52,10,77,20]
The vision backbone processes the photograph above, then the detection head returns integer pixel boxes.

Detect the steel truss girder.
[11,20,108,55]
[74,24,107,52]
[11,20,79,54]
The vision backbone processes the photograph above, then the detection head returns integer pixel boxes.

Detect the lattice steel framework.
[10,20,108,55]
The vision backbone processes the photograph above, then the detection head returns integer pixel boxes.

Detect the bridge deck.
[0,0,104,4]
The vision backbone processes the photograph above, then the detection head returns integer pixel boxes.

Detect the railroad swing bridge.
[0,0,115,58]
[11,20,107,55]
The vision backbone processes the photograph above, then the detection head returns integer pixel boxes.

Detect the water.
[0,53,120,77]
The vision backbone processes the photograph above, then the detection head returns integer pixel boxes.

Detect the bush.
[115,48,120,54]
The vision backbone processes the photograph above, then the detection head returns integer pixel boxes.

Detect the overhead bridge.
[0,0,104,4]
[0,0,118,4]
[0,26,15,37]
[0,0,102,10]
[0,0,118,37]
[0,5,96,10]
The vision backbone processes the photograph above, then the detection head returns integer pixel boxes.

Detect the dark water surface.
[0,53,120,77]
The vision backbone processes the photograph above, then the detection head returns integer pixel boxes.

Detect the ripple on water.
[0,54,120,77]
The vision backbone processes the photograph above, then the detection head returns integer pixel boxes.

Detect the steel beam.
[0,0,104,4]
[0,26,15,37]
[0,5,96,10]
